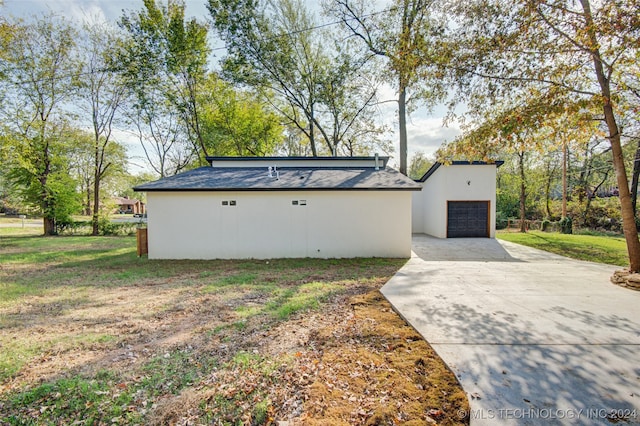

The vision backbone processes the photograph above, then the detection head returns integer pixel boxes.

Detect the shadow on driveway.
[383,235,640,425]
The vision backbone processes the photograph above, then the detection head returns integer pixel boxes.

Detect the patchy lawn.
[0,236,469,425]
[497,230,628,267]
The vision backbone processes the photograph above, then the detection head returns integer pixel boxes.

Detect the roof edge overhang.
[134,187,421,193]
[416,160,504,183]
[206,155,390,167]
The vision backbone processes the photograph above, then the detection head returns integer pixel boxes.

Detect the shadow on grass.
[0,234,408,424]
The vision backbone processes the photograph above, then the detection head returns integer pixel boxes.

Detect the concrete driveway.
[381,234,640,425]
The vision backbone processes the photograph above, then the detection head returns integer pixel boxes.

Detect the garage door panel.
[447,201,489,238]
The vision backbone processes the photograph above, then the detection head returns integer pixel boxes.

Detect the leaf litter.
[0,244,469,425]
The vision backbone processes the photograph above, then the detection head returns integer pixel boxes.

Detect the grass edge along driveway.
[497,230,628,267]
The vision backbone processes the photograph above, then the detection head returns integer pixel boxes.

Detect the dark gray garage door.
[447,201,489,238]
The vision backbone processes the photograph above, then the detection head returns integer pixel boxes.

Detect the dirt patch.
[139,289,469,426]
[300,291,468,425]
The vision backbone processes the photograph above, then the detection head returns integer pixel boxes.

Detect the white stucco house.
[134,156,421,259]
[134,157,501,259]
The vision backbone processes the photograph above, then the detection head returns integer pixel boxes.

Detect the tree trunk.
[40,135,55,236]
[544,156,554,219]
[92,175,100,236]
[43,217,56,235]
[562,141,567,218]
[309,104,317,157]
[85,181,91,216]
[398,83,408,176]
[607,119,639,271]
[630,138,640,217]
[518,151,526,233]
[580,0,640,271]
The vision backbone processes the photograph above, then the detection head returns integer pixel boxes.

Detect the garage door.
[447,201,489,238]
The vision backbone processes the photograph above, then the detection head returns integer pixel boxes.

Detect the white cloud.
[2,0,210,24]
[407,116,461,149]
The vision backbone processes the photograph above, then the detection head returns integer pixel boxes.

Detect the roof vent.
[268,166,279,180]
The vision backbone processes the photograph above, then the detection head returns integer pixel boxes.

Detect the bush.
[56,218,138,236]
[98,217,137,236]
[495,211,509,230]
[559,216,573,234]
[541,219,551,231]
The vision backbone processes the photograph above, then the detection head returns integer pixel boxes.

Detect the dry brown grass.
[0,236,469,425]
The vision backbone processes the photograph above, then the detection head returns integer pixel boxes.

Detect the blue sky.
[2,0,460,168]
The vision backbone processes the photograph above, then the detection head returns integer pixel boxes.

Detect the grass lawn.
[0,235,469,425]
[497,230,628,267]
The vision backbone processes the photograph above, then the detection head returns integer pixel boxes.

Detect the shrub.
[495,211,509,230]
[559,216,573,234]
[541,219,551,231]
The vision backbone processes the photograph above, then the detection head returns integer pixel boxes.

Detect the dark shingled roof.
[134,166,421,192]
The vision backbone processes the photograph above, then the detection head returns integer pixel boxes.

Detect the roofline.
[416,160,504,183]
[134,187,421,193]
[206,156,390,167]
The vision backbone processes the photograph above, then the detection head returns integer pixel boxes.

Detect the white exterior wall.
[414,164,497,238]
[146,191,412,259]
[411,187,425,233]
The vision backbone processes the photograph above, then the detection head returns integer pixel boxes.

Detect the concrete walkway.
[382,235,640,425]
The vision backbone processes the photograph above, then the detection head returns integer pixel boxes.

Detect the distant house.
[114,197,145,215]
[133,157,501,259]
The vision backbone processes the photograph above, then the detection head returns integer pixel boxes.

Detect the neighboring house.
[134,156,421,259]
[412,161,503,238]
[114,197,145,215]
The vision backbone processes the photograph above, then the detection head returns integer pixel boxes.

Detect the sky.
[1,0,461,171]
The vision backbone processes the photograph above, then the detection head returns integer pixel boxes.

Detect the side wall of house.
[420,165,497,238]
[411,185,425,233]
[146,190,412,259]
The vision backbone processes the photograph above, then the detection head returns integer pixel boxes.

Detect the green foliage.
[559,216,573,235]
[117,0,209,173]
[95,217,139,236]
[0,16,82,234]
[445,0,640,268]
[198,75,282,157]
[7,152,82,233]
[540,219,551,232]
[408,152,434,180]
[209,0,386,157]
[565,198,623,233]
